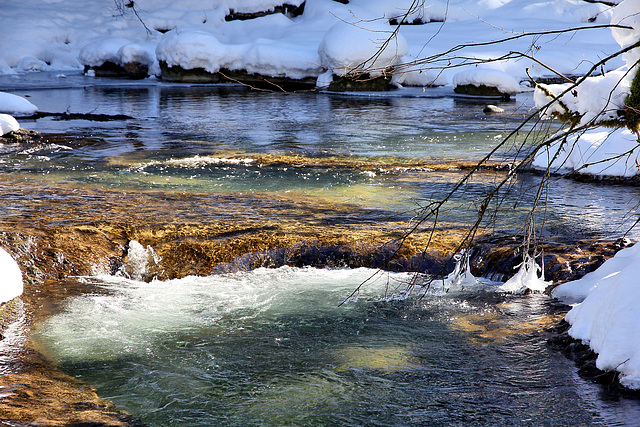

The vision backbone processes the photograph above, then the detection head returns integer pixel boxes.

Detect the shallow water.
[33,267,640,426]
[4,74,640,425]
[2,74,639,240]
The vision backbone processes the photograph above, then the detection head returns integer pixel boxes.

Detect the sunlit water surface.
[2,76,639,240]
[2,73,640,425]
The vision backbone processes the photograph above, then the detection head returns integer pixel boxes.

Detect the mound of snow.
[318,20,408,77]
[453,68,521,95]
[0,114,20,136]
[78,37,131,68]
[0,247,23,304]
[156,31,228,74]
[0,92,38,115]
[555,242,640,389]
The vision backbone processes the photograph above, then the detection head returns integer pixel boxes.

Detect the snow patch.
[0,92,38,115]
[0,114,20,136]
[0,248,23,304]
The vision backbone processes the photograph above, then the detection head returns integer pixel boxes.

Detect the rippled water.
[32,267,640,426]
[2,74,639,239]
[4,73,640,425]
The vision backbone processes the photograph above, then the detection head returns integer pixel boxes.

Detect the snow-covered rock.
[0,248,23,304]
[0,114,20,136]
[78,37,131,68]
[318,20,408,77]
[0,92,38,115]
[453,68,521,98]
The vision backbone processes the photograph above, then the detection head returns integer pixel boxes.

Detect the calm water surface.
[2,73,640,425]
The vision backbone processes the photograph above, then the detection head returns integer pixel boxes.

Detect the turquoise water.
[33,267,640,426]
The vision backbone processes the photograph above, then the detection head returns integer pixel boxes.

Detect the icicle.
[497,254,551,294]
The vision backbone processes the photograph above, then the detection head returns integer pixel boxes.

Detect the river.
[2,72,640,425]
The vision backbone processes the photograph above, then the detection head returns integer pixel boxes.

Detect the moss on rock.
[624,67,640,132]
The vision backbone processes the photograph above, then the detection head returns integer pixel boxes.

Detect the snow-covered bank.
[553,242,640,390]
[0,248,23,304]
[533,0,640,179]
[0,0,624,87]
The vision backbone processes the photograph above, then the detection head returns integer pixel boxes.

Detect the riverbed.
[2,72,640,425]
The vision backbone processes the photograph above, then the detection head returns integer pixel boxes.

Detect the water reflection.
[0,82,638,240]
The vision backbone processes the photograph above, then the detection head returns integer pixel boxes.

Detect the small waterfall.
[117,240,162,282]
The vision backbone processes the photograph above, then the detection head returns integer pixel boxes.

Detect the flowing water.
[31,267,640,426]
[3,72,640,425]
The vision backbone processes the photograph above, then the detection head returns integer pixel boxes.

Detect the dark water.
[3,73,640,425]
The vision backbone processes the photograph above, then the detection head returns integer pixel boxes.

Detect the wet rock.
[326,73,394,92]
[547,321,640,397]
[84,61,127,77]
[123,60,149,79]
[454,84,513,100]
[0,128,43,143]
[469,236,631,286]
[225,2,306,21]
[483,104,504,114]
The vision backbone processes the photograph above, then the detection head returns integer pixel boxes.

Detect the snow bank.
[0,0,623,87]
[318,20,408,77]
[533,0,640,178]
[452,68,521,94]
[533,127,640,177]
[554,242,640,389]
[0,92,38,115]
[0,114,20,136]
[0,248,23,304]
[552,241,640,304]
[534,69,632,126]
